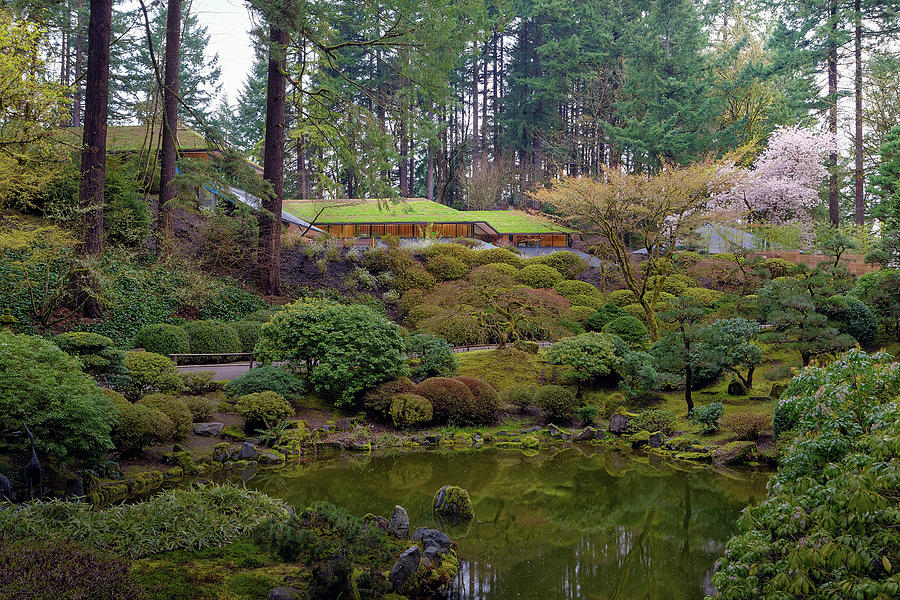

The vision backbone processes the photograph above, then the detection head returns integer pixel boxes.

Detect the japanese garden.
[1,0,899,599]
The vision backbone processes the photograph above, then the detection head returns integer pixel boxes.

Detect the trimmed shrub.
[530,251,588,279]
[454,376,500,424]
[586,303,629,331]
[416,377,477,425]
[515,264,564,289]
[546,333,623,386]
[232,320,263,353]
[362,377,417,422]
[501,383,538,410]
[234,391,294,431]
[472,247,524,268]
[553,279,598,300]
[406,333,458,379]
[124,351,182,399]
[568,292,606,309]
[602,316,650,349]
[721,412,770,440]
[623,303,648,321]
[660,274,696,295]
[485,262,519,276]
[388,393,434,428]
[179,370,213,395]
[576,405,600,425]
[820,295,879,346]
[0,538,146,600]
[626,409,676,435]
[223,366,305,401]
[536,385,578,421]
[182,320,242,355]
[52,331,129,386]
[607,289,637,306]
[425,254,469,281]
[431,314,483,346]
[565,305,597,324]
[761,257,796,277]
[682,287,723,307]
[52,331,114,355]
[137,394,192,439]
[103,388,174,453]
[132,323,190,355]
[182,396,214,422]
[423,243,477,264]
[689,402,725,432]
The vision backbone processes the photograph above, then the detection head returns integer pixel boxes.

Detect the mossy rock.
[163,450,199,475]
[727,379,748,396]
[630,430,651,448]
[713,441,758,466]
[256,448,286,466]
[495,440,523,449]
[769,383,787,399]
[451,431,475,446]
[164,466,183,480]
[521,435,540,449]
[125,471,164,494]
[221,425,246,441]
[674,451,713,463]
[663,436,696,452]
[433,485,474,520]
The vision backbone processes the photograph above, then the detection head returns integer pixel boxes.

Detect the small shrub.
[124,351,183,399]
[484,262,519,276]
[416,377,477,425]
[431,314,483,346]
[425,254,470,281]
[182,320,242,354]
[623,303,648,321]
[362,377,417,421]
[232,320,263,353]
[626,409,676,435]
[132,323,190,355]
[472,247,524,268]
[423,243,478,265]
[52,331,129,386]
[565,305,597,324]
[501,383,538,410]
[530,251,588,279]
[137,394,192,439]
[553,279,598,300]
[576,405,600,425]
[762,257,796,278]
[234,391,294,431]
[682,287,723,307]
[535,385,577,422]
[223,366,305,401]
[180,370,213,395]
[515,264,564,289]
[585,303,628,331]
[660,274,696,295]
[406,333,458,379]
[454,376,500,425]
[182,396,214,423]
[388,393,434,428]
[721,412,770,440]
[104,388,174,453]
[602,316,650,349]
[511,340,539,353]
[607,289,637,306]
[689,402,725,433]
[568,292,606,309]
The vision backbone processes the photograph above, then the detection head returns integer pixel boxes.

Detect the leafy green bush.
[689,402,725,433]
[565,305,597,324]
[423,243,478,265]
[535,385,578,422]
[626,409,676,435]
[0,484,291,559]
[182,320,242,355]
[132,323,190,355]
[568,292,606,309]
[361,377,417,422]
[472,247,524,268]
[585,303,628,331]
[52,331,129,387]
[425,254,469,281]
[820,295,879,346]
[454,376,500,425]
[618,351,658,403]
[720,412,770,440]
[622,303,647,321]
[231,320,263,353]
[552,279,597,300]
[416,377,477,425]
[850,268,900,337]
[182,395,214,423]
[198,283,267,322]
[602,316,650,349]
[484,262,519,276]
[406,332,457,379]
[607,289,637,306]
[234,391,294,431]
[124,351,182,399]
[682,286,723,307]
[0,538,146,600]
[103,388,173,453]
[501,383,538,410]
[179,370,213,395]
[515,264,564,288]
[530,251,587,279]
[660,273,696,295]
[546,333,622,386]
[255,299,408,406]
[388,393,434,428]
[576,405,600,425]
[223,366,305,401]
[0,332,116,467]
[431,314,483,346]
[137,394,192,439]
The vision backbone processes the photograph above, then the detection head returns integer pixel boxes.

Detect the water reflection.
[226,448,769,600]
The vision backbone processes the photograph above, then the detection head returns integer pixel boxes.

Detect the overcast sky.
[189,0,254,102]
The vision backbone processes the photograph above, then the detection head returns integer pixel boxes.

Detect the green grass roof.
[58,124,209,153]
[282,199,572,234]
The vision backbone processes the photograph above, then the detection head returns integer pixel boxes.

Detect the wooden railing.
[169,353,255,368]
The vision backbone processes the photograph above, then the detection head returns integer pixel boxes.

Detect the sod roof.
[282,199,572,234]
[59,124,209,153]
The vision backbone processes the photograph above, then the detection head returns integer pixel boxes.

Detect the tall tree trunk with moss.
[258,25,287,296]
[159,0,182,244]
[78,0,112,317]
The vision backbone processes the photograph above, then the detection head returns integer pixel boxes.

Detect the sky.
[188,0,255,102]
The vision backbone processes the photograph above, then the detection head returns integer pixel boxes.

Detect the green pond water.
[224,448,771,600]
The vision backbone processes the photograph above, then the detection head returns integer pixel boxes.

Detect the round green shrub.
[484,262,519,276]
[406,333,458,379]
[53,331,114,355]
[103,388,174,453]
[431,314,483,346]
[137,394,192,439]
[535,385,578,422]
[607,289,637,306]
[682,286,723,307]
[530,251,588,278]
[182,396,214,422]
[388,393,434,428]
[223,366,305,401]
[234,391,294,431]
[454,376,499,425]
[362,377,417,422]
[232,320,263,353]
[124,351,182,398]
[416,377,477,425]
[132,323,190,355]
[660,274,696,295]
[553,279,598,300]
[820,295,879,346]
[423,243,477,265]
[472,247,524,268]
[52,331,129,386]
[565,305,597,324]
[501,383,538,410]
[568,292,606,309]
[515,264,564,289]
[623,303,648,321]
[586,303,628,331]
[626,408,676,435]
[179,370,213,395]
[602,316,650,349]
[425,254,470,281]
[182,320,242,354]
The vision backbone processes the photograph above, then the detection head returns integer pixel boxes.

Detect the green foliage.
[104,388,174,453]
[133,323,190,355]
[819,295,879,346]
[553,279,598,301]
[388,393,434,428]
[223,366,305,401]
[660,273,696,295]
[501,383,538,410]
[535,385,578,422]
[0,537,146,600]
[416,377,476,425]
[0,332,116,467]
[362,377,417,422]
[52,331,129,387]
[234,391,294,431]
[618,351,658,403]
[602,316,650,349]
[710,350,900,600]
[575,405,600,426]
[626,409,676,436]
[182,395,214,423]
[545,333,622,386]
[182,320,242,355]
[515,263,564,288]
[406,333,458,379]
[103,158,151,248]
[179,370,214,395]
[720,412,770,440]
[851,269,900,337]
[472,247,524,268]
[137,394,192,440]
[681,286,723,307]
[425,254,470,281]
[423,243,478,265]
[124,351,183,399]
[454,376,500,425]
[255,299,408,406]
[585,303,629,332]
[529,251,588,279]
[0,484,291,559]
[607,289,637,307]
[231,320,263,353]
[696,318,763,388]
[198,283,267,322]
[565,305,598,324]
[364,248,435,292]
[689,402,725,433]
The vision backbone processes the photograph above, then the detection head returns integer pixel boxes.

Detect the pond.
[222,448,771,600]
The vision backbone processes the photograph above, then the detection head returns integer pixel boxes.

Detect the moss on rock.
[432,485,474,520]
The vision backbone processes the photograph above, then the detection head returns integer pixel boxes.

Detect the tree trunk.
[746,365,754,389]
[258,25,287,296]
[158,0,182,244]
[426,141,434,201]
[472,48,479,170]
[78,0,112,317]
[684,364,694,413]
[827,0,839,227]
[854,0,864,225]
[399,115,408,197]
[72,0,84,126]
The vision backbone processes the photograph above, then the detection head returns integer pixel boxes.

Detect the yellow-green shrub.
[389,393,434,428]
[137,394,192,439]
[234,391,293,431]
[124,351,182,399]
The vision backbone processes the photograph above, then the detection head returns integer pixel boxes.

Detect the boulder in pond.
[713,441,758,465]
[412,527,452,561]
[389,546,421,591]
[389,505,410,538]
[237,442,257,460]
[548,423,566,438]
[576,426,599,441]
[192,422,224,437]
[268,587,302,600]
[433,485,474,520]
[609,413,629,434]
